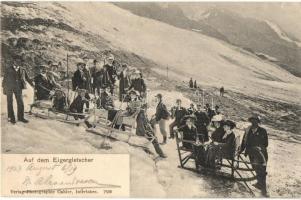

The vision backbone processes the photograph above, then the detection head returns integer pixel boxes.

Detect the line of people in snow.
[2,53,268,196]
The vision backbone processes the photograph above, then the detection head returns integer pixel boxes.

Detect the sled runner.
[28,89,91,125]
[175,131,257,196]
[86,108,151,149]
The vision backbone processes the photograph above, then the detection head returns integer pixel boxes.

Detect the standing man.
[169,99,187,139]
[103,53,117,95]
[152,93,170,144]
[194,104,210,142]
[128,70,147,99]
[194,80,197,89]
[187,103,196,115]
[189,78,193,88]
[119,64,131,101]
[2,55,34,124]
[220,86,225,97]
[239,115,269,197]
[205,103,215,121]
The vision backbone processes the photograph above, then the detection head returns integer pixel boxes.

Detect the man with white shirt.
[34,65,55,101]
[2,55,33,124]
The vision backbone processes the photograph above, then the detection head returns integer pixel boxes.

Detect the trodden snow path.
[1,87,301,197]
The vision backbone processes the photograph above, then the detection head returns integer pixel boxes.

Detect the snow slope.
[1,86,301,197]
[2,2,300,104]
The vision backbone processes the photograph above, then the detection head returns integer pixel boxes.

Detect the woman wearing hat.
[206,120,236,169]
[210,114,226,143]
[176,115,198,150]
[239,115,269,196]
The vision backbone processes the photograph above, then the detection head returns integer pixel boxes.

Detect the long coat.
[194,111,210,142]
[119,70,131,101]
[178,125,198,149]
[72,69,87,91]
[240,126,268,160]
[128,78,146,95]
[34,74,54,100]
[2,66,33,92]
[155,101,170,121]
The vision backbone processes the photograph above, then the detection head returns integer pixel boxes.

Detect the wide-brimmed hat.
[248,115,261,123]
[223,120,236,129]
[129,90,138,95]
[183,115,196,122]
[155,93,162,99]
[77,89,86,93]
[212,114,225,122]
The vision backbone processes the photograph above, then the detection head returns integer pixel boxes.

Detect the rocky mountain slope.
[115,3,301,77]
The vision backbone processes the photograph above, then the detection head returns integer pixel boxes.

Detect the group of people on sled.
[166,98,268,196]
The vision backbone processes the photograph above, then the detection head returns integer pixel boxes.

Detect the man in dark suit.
[2,55,34,124]
[169,99,187,139]
[151,93,170,144]
[239,115,269,197]
[119,64,131,101]
[34,65,54,100]
[72,62,90,108]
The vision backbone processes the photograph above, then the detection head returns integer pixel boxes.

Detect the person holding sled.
[34,65,55,101]
[169,99,187,139]
[2,55,34,124]
[239,115,269,196]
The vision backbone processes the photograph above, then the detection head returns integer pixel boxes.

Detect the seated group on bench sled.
[174,113,237,167]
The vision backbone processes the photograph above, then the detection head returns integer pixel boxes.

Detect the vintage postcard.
[1,1,301,198]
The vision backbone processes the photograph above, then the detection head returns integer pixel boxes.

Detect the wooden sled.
[86,109,151,149]
[28,100,89,125]
[175,131,257,196]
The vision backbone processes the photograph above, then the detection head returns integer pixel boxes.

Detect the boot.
[153,142,167,158]
[161,136,167,145]
[169,133,175,139]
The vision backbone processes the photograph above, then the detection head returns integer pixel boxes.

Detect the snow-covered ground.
[1,86,300,197]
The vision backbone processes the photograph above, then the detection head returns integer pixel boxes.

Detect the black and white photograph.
[1,1,301,198]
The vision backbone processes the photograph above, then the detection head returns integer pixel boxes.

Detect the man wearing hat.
[103,53,117,95]
[169,99,187,139]
[34,65,55,101]
[240,115,269,196]
[194,104,210,142]
[2,55,34,124]
[152,93,170,144]
[176,115,198,150]
[119,64,131,101]
[128,69,146,98]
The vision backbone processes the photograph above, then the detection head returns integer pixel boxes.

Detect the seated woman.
[210,114,226,142]
[177,115,198,150]
[52,89,67,112]
[206,120,236,169]
[69,89,93,128]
